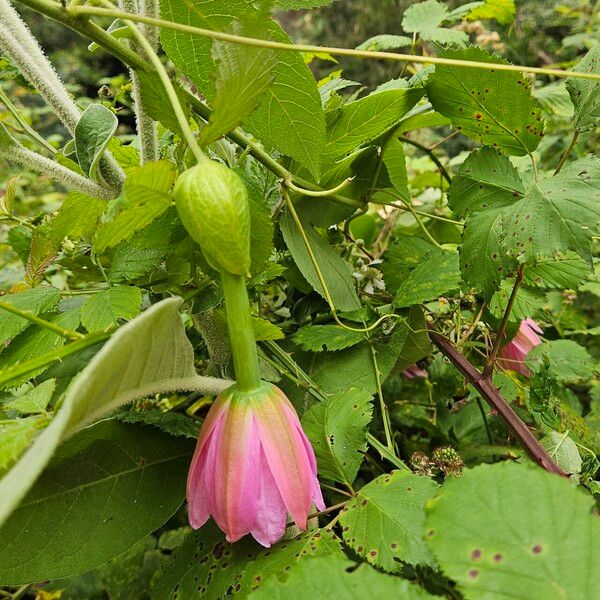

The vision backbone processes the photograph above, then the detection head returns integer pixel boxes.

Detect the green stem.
[366,433,411,471]
[220,271,261,392]
[69,5,600,82]
[554,130,579,175]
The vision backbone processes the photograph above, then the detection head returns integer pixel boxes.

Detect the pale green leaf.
[402,0,468,44]
[49,192,105,244]
[488,280,546,321]
[426,47,544,156]
[253,316,284,341]
[293,324,364,352]
[425,462,600,599]
[0,286,60,344]
[322,88,424,165]
[0,298,223,527]
[540,430,582,475]
[74,104,118,181]
[0,420,193,584]
[275,0,337,7]
[0,415,50,472]
[302,388,373,484]
[80,286,143,332]
[0,121,16,150]
[356,35,412,51]
[4,379,55,414]
[466,0,516,24]
[566,46,600,132]
[340,470,439,570]
[526,340,596,384]
[280,210,361,312]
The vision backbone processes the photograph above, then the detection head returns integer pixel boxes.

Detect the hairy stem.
[0,301,83,340]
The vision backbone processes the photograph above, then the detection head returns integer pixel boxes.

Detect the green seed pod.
[174,160,251,276]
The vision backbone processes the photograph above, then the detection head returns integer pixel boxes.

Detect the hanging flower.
[402,364,428,379]
[187,382,324,547]
[497,318,543,377]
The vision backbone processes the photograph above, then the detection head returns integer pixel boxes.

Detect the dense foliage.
[0,0,599,598]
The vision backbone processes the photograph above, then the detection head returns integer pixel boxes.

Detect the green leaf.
[0,298,199,527]
[566,46,600,133]
[249,554,434,599]
[382,236,434,294]
[93,160,176,254]
[501,157,600,264]
[109,246,167,283]
[523,251,591,289]
[394,249,460,307]
[0,286,60,344]
[488,280,546,321]
[526,340,596,384]
[426,47,544,156]
[0,121,17,150]
[74,104,118,181]
[275,0,336,7]
[80,286,143,332]
[115,406,200,439]
[253,316,284,341]
[322,88,424,165]
[0,415,50,472]
[356,34,412,51]
[383,137,409,200]
[540,430,582,475]
[280,210,361,312]
[49,192,106,244]
[302,388,373,484]
[293,324,365,352]
[152,524,340,599]
[0,420,193,584]
[4,379,55,414]
[402,0,468,44]
[339,470,438,571]
[200,12,280,145]
[448,146,524,218]
[466,0,516,24]
[425,462,600,599]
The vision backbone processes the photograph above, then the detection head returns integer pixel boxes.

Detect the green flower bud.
[174,160,251,276]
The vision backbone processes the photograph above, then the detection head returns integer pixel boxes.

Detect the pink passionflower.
[402,364,428,379]
[497,317,543,377]
[186,382,324,547]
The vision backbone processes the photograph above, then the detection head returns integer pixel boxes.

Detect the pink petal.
[253,391,313,530]
[214,402,260,542]
[250,449,288,547]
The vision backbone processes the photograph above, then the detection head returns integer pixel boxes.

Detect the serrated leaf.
[356,34,412,51]
[540,430,582,475]
[402,0,468,44]
[526,340,596,384]
[109,247,167,282]
[321,88,424,165]
[49,192,106,244]
[426,47,544,156]
[0,420,193,584]
[293,324,364,352]
[382,236,434,294]
[566,46,600,133]
[302,388,373,484]
[200,12,280,144]
[275,0,336,7]
[466,0,516,24]
[0,286,60,344]
[115,406,200,439]
[448,146,524,218]
[280,210,361,312]
[383,137,409,200]
[249,554,434,599]
[501,157,600,264]
[0,298,200,527]
[488,280,546,321]
[0,415,50,473]
[94,160,176,254]
[523,252,591,289]
[339,470,438,571]
[75,104,118,181]
[253,316,284,341]
[394,249,460,307]
[4,379,55,414]
[425,462,600,599]
[80,286,143,332]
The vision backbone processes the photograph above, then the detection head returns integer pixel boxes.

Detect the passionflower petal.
[186,382,323,547]
[498,317,543,377]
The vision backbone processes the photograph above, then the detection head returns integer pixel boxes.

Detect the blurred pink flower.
[402,364,428,379]
[187,382,324,547]
[497,318,543,377]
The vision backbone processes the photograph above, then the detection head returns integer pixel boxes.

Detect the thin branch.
[398,135,452,184]
[427,327,566,477]
[553,130,579,175]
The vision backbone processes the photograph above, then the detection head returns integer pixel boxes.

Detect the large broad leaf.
[0,286,60,344]
[339,470,438,571]
[426,47,544,156]
[566,46,600,133]
[151,524,340,599]
[302,388,373,485]
[80,286,143,331]
[280,210,361,312]
[526,340,596,384]
[402,0,468,44]
[75,104,119,181]
[321,88,424,165]
[0,297,226,527]
[425,462,600,599]
[0,420,193,584]
[93,160,176,253]
[200,11,280,145]
[501,156,600,264]
[448,146,524,218]
[249,554,435,599]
